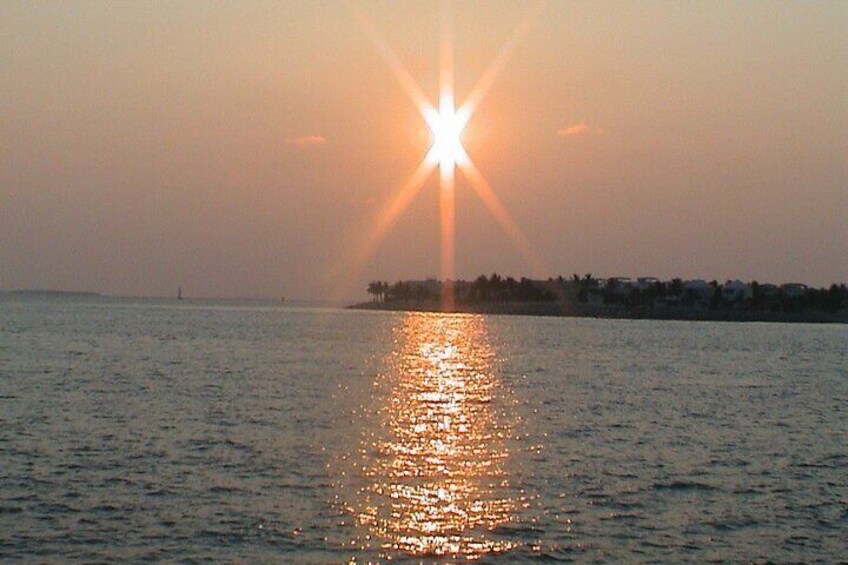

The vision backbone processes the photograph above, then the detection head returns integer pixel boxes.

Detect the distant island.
[6,289,101,298]
[350,275,848,323]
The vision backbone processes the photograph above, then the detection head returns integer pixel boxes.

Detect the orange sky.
[2,1,846,299]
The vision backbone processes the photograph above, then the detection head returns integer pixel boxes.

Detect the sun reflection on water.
[347,313,522,560]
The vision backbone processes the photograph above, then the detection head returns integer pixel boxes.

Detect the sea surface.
[1,295,846,563]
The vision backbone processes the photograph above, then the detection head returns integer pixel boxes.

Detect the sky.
[2,1,846,300]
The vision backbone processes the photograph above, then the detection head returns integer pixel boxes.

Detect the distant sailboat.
[177,287,183,300]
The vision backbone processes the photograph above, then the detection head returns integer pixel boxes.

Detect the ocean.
[1,295,846,563]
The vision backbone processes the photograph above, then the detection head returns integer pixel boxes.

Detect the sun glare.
[337,1,547,306]
[424,91,470,171]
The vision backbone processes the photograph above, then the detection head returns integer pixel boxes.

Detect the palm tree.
[367,281,379,302]
[669,278,683,297]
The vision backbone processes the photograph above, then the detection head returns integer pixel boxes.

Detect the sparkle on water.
[347,313,523,560]
[3,298,847,562]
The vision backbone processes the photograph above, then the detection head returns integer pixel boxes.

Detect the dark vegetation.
[363,274,848,319]
[367,274,556,304]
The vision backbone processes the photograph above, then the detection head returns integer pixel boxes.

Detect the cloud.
[557,122,603,137]
[285,134,327,147]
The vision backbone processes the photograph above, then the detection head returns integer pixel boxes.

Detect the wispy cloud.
[285,134,327,147]
[557,121,603,137]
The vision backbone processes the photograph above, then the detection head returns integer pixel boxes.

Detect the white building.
[722,280,752,302]
[780,283,808,298]
[635,277,660,290]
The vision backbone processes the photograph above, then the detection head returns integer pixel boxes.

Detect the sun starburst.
[339,1,547,308]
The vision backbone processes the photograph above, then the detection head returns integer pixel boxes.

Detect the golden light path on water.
[344,313,528,561]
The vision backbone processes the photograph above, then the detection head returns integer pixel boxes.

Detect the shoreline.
[348,300,848,324]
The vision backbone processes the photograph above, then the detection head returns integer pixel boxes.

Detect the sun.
[424,91,470,172]
[338,1,548,308]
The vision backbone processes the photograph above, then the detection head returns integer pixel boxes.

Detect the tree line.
[366,273,557,304]
[573,274,847,313]
[367,274,848,313]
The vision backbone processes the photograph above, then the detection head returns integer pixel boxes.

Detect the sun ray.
[345,0,436,117]
[439,151,456,312]
[459,0,547,117]
[437,0,457,309]
[458,158,547,278]
[331,159,437,302]
[440,0,454,105]
[440,155,456,310]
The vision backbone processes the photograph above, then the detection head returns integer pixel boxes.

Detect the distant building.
[780,283,808,298]
[605,277,634,297]
[722,280,752,303]
[683,279,713,305]
[757,283,781,309]
[760,283,779,295]
[635,277,659,291]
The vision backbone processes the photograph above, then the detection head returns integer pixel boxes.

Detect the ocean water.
[1,295,846,563]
